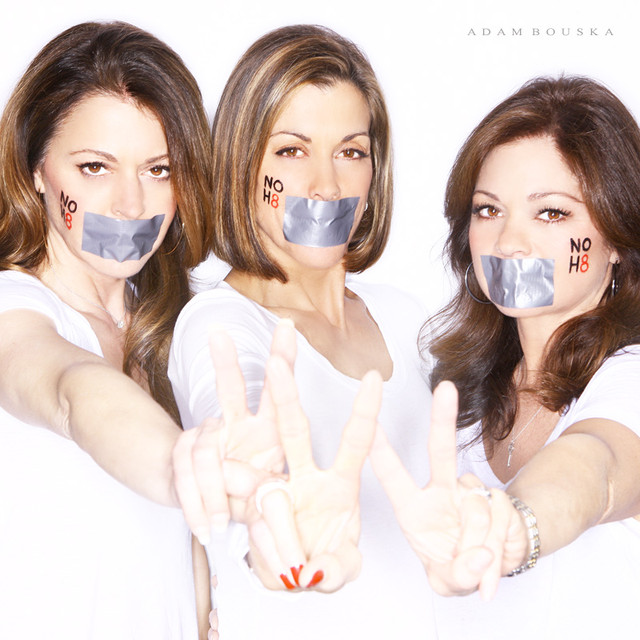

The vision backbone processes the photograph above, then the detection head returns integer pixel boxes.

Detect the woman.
[371,76,640,638]
[0,22,214,638]
[169,24,434,638]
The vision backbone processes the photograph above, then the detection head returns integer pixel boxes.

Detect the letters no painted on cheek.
[60,190,77,230]
[569,237,591,273]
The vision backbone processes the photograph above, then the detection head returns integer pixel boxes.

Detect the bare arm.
[192,536,212,640]
[371,381,640,599]
[509,418,640,556]
[0,308,182,506]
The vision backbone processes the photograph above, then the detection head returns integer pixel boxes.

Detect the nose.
[111,173,145,219]
[495,215,531,257]
[309,157,340,201]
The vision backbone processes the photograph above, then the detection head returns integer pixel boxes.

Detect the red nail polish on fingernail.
[280,573,295,590]
[306,570,324,588]
[291,565,303,587]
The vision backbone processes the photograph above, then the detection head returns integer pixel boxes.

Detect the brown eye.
[276,147,303,158]
[340,148,367,159]
[537,208,569,222]
[148,165,170,178]
[472,204,503,219]
[79,162,107,176]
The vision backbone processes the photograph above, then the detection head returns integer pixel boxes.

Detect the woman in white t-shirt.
[0,21,216,638]
[370,76,640,638]
[169,24,433,638]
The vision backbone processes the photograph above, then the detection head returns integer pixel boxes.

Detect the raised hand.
[369,381,528,601]
[248,354,383,593]
[172,321,296,545]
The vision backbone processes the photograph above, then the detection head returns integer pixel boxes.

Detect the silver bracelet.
[506,495,540,576]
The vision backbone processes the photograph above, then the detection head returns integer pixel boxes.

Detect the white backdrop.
[2,0,637,311]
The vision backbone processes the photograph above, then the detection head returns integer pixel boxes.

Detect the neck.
[40,253,129,327]
[225,265,350,327]
[514,318,553,385]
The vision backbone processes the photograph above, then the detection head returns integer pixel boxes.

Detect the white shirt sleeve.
[168,285,277,430]
[566,345,640,438]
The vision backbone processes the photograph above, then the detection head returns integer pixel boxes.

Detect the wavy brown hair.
[426,76,640,443]
[210,24,393,282]
[0,21,212,422]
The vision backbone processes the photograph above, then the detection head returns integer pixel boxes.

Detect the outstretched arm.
[0,309,183,506]
[370,380,640,600]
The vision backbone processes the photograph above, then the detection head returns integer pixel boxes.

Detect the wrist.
[506,495,540,576]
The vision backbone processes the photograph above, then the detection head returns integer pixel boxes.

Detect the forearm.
[507,423,640,557]
[61,360,182,506]
[192,536,212,640]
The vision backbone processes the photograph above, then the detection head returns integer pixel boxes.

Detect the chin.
[286,244,349,270]
[493,302,554,318]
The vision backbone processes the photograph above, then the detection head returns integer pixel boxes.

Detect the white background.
[3,0,637,311]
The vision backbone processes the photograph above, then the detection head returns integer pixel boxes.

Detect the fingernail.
[278,318,295,328]
[280,573,295,590]
[194,527,210,546]
[291,564,303,587]
[210,514,229,533]
[306,570,324,588]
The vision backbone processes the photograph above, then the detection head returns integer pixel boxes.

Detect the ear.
[609,250,620,265]
[33,168,45,195]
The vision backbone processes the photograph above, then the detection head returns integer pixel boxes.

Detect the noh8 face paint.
[481,255,555,308]
[81,212,166,262]
[283,196,360,248]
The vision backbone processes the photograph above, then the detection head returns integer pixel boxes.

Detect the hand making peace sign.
[250,354,382,592]
[370,381,530,601]
[172,319,383,593]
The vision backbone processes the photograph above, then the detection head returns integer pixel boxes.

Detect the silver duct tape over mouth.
[283,196,359,247]
[481,255,555,308]
[81,212,166,262]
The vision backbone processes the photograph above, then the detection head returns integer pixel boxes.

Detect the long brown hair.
[426,76,640,442]
[0,21,212,421]
[210,24,393,282]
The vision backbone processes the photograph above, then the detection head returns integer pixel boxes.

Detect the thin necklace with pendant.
[507,405,542,468]
[49,264,127,329]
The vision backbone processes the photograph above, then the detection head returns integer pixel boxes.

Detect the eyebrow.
[69,149,169,164]
[473,189,584,204]
[270,131,370,143]
[528,191,584,204]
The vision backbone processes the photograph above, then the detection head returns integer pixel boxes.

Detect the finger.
[222,459,268,499]
[333,370,383,478]
[448,546,493,594]
[256,375,276,424]
[266,355,315,475]
[269,318,297,369]
[478,489,513,601]
[247,519,291,590]
[458,475,492,553]
[191,419,231,533]
[369,425,419,512]
[208,326,249,424]
[258,319,297,416]
[259,485,306,577]
[428,381,459,489]
[300,543,362,593]
[172,420,229,544]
